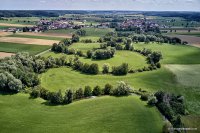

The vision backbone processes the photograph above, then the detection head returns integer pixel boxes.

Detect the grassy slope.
[0,94,163,133]
[7,34,64,41]
[165,64,200,87]
[0,42,50,55]
[135,43,200,64]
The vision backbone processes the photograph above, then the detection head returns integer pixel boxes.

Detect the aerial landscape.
[0,0,200,133]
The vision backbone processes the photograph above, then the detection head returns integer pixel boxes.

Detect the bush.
[63,89,73,104]
[48,90,63,104]
[148,96,158,106]
[75,88,84,99]
[115,44,124,50]
[30,88,40,98]
[86,50,93,58]
[103,83,113,95]
[92,86,102,96]
[112,63,129,75]
[72,34,80,43]
[147,52,162,65]
[102,63,110,74]
[76,50,84,57]
[89,63,99,74]
[84,86,92,97]
[112,81,131,96]
[162,121,172,133]
[92,48,115,60]
[140,94,148,101]
[100,43,107,49]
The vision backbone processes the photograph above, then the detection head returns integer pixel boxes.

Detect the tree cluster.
[91,48,116,60]
[30,82,132,105]
[154,91,186,128]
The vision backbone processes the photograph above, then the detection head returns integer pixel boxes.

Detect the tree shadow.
[0,91,17,96]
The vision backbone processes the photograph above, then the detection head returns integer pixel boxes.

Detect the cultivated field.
[167,34,200,48]
[0,42,51,55]
[0,22,33,27]
[0,94,163,133]
[0,52,14,58]
[0,37,59,45]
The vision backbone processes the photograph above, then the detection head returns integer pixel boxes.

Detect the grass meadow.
[0,94,163,133]
[0,42,50,55]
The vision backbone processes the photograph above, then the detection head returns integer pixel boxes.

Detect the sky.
[0,0,200,11]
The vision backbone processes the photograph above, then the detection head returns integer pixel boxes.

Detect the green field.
[45,28,114,37]
[165,64,200,87]
[0,94,163,133]
[7,34,64,41]
[176,32,200,37]
[135,43,200,64]
[0,42,50,55]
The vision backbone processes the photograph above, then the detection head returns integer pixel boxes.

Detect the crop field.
[166,35,200,48]
[8,34,64,41]
[165,64,200,87]
[0,94,163,133]
[18,32,72,38]
[0,22,33,27]
[0,37,59,45]
[0,52,15,58]
[0,42,50,55]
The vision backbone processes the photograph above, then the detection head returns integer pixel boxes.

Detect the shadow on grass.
[0,91,17,96]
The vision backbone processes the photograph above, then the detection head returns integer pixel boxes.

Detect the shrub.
[86,50,93,58]
[76,29,86,36]
[147,52,162,65]
[92,48,115,60]
[72,34,80,43]
[75,88,84,99]
[92,86,102,96]
[112,81,131,96]
[30,88,40,98]
[140,94,148,101]
[103,83,113,95]
[89,63,99,74]
[63,89,73,104]
[76,50,84,57]
[100,43,107,49]
[102,63,110,74]
[48,90,63,104]
[115,44,124,50]
[84,86,92,97]
[148,96,158,106]
[162,122,173,133]
[112,63,129,75]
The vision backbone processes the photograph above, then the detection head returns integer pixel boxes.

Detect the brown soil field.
[167,35,200,48]
[0,31,13,37]
[18,32,72,38]
[0,52,15,58]
[0,23,33,27]
[0,37,59,45]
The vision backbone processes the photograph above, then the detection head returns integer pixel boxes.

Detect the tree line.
[30,81,132,104]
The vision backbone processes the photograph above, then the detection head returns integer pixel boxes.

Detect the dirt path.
[0,23,33,27]
[0,52,15,58]
[0,37,59,45]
